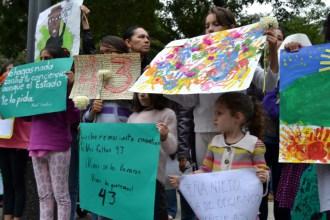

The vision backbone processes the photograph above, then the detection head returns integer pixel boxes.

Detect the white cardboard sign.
[179,169,263,220]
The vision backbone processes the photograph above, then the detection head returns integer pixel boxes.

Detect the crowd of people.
[1,2,330,220]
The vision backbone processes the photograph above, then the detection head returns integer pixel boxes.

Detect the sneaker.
[168,215,174,220]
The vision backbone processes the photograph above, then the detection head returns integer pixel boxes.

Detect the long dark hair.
[0,60,13,75]
[122,25,144,41]
[100,35,129,53]
[40,46,70,59]
[215,92,265,139]
[132,93,168,113]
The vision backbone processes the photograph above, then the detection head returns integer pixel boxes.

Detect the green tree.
[0,0,28,59]
[160,0,329,42]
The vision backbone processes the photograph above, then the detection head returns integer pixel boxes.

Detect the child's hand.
[91,99,103,113]
[168,175,180,188]
[256,167,269,183]
[156,122,169,141]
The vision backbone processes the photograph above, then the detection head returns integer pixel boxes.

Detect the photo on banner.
[79,123,160,220]
[0,58,73,119]
[179,169,263,220]
[34,0,83,60]
[280,43,330,163]
[70,53,141,100]
[130,22,266,94]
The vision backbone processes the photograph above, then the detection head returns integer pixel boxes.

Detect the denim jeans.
[166,189,177,218]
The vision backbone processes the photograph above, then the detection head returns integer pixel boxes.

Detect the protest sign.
[280,43,330,163]
[0,118,14,139]
[292,165,326,220]
[130,23,265,94]
[70,53,141,100]
[0,58,73,118]
[79,123,160,220]
[34,0,83,60]
[179,169,263,220]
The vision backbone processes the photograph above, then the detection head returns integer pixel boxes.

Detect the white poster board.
[179,169,263,220]
[0,118,14,139]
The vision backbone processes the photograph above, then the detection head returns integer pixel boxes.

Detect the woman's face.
[40,50,53,60]
[205,13,228,34]
[125,28,150,55]
[138,93,152,108]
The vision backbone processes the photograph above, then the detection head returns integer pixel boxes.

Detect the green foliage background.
[0,0,329,63]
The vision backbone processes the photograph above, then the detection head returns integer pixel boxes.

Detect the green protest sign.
[292,165,326,220]
[0,58,73,118]
[79,123,160,220]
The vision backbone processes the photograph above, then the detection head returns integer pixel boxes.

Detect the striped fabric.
[201,133,268,172]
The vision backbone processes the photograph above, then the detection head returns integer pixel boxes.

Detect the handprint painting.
[130,23,265,94]
[280,43,330,163]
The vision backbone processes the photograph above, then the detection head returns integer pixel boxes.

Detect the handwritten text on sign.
[70,53,141,100]
[0,58,73,118]
[79,123,160,220]
[179,169,263,220]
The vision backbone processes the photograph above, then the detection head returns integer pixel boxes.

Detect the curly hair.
[215,92,265,139]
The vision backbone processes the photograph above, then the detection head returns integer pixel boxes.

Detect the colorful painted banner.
[70,53,141,100]
[130,23,265,94]
[0,58,73,118]
[280,43,330,163]
[34,0,83,60]
[179,169,263,220]
[0,118,14,139]
[79,123,160,220]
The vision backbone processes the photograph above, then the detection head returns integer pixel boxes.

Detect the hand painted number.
[104,57,133,93]
[98,188,116,206]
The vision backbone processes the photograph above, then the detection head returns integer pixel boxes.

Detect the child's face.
[205,13,227,34]
[40,50,53,60]
[100,43,120,54]
[138,93,152,108]
[214,104,240,133]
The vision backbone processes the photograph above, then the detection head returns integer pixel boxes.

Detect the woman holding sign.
[28,46,79,220]
[0,62,31,220]
[166,6,280,169]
